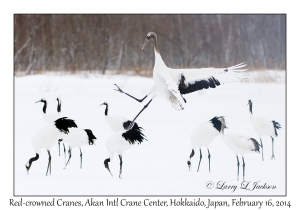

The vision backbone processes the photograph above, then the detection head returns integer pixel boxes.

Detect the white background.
[1,0,299,209]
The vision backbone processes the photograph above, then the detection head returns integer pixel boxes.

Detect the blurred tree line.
[14,14,286,76]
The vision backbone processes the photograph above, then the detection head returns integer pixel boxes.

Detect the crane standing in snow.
[104,121,147,179]
[63,128,97,169]
[36,97,67,159]
[114,32,248,130]
[219,117,260,181]
[187,116,223,172]
[25,117,77,176]
[247,99,281,160]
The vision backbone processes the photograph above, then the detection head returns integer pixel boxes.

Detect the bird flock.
[25,32,281,181]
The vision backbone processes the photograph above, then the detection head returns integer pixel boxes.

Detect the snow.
[14,73,285,196]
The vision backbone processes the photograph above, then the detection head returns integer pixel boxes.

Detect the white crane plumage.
[114,32,249,129]
[219,117,260,181]
[63,128,97,169]
[100,101,130,131]
[104,121,147,179]
[36,97,66,157]
[25,117,77,175]
[247,99,281,161]
[187,116,222,172]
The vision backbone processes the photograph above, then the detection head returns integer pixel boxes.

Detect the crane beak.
[35,100,41,103]
[142,38,148,50]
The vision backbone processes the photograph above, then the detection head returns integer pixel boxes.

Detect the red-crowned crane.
[247,99,281,160]
[63,128,97,169]
[25,117,77,176]
[114,32,248,130]
[36,97,66,159]
[104,121,147,179]
[219,117,260,181]
[187,116,222,172]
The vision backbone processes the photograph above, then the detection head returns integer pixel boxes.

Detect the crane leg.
[80,148,82,169]
[242,156,245,181]
[119,155,123,179]
[63,143,66,164]
[180,94,187,103]
[127,99,153,130]
[236,155,240,181]
[208,149,211,172]
[58,140,61,156]
[260,138,264,161]
[271,136,275,159]
[114,84,147,102]
[197,149,202,172]
[46,150,52,176]
[64,148,72,169]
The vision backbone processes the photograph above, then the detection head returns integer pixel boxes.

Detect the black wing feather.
[122,121,147,145]
[178,74,221,95]
[54,117,77,134]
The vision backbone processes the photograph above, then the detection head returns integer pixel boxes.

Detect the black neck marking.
[178,75,221,95]
[104,103,108,116]
[104,158,110,168]
[41,100,47,114]
[57,98,61,113]
[104,158,112,176]
[189,149,195,159]
[122,121,147,145]
[25,153,39,171]
[210,117,222,132]
[55,117,77,134]
[84,129,97,145]
[248,100,253,114]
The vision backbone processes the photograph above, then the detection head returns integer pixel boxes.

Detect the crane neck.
[104,104,108,116]
[249,103,253,115]
[154,48,167,70]
[57,100,61,113]
[42,101,47,114]
[153,37,159,54]
[220,121,226,136]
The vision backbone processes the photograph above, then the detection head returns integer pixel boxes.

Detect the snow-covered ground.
[14,72,285,196]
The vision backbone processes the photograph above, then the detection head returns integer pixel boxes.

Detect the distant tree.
[14,14,286,76]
